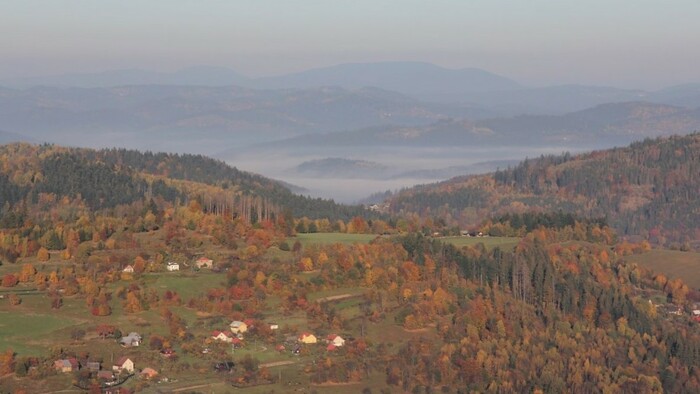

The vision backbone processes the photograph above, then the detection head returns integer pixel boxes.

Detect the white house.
[212,330,234,343]
[119,332,142,347]
[269,322,279,330]
[230,320,248,334]
[122,265,134,273]
[326,334,345,347]
[113,357,135,373]
[166,262,180,272]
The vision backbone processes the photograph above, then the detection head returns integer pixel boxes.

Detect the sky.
[2,0,699,89]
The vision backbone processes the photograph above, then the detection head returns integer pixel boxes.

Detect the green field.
[293,233,378,246]
[0,311,81,355]
[145,271,227,300]
[439,236,520,250]
[626,249,700,289]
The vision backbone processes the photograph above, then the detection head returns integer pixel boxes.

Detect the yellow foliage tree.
[37,247,50,262]
[300,257,314,271]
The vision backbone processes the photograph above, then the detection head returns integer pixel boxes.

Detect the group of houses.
[279,331,347,354]
[54,355,158,381]
[123,256,215,273]
[167,256,214,272]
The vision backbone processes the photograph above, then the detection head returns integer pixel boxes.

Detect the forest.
[1,139,700,393]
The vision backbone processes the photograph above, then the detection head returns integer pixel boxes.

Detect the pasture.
[293,233,378,246]
[439,236,520,251]
[626,249,700,289]
[0,310,81,356]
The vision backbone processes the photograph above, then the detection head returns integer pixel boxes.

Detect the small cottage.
[54,358,79,373]
[140,367,159,379]
[298,332,317,344]
[229,320,248,334]
[113,357,135,373]
[196,256,213,269]
[120,332,142,347]
[166,262,180,271]
[326,334,345,347]
[212,330,234,343]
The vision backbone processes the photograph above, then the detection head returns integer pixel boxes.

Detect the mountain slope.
[0,143,374,221]
[386,133,700,246]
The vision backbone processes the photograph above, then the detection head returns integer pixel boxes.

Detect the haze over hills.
[254,61,521,103]
[2,61,700,202]
[0,84,472,152]
[0,66,250,89]
[4,62,699,116]
[247,101,700,150]
[0,129,33,144]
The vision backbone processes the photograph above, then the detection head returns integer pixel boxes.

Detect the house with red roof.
[196,256,213,269]
[212,330,234,343]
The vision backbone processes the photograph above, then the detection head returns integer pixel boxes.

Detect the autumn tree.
[37,247,50,261]
[2,273,18,287]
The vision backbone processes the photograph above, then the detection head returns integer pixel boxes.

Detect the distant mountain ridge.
[251,101,700,150]
[4,62,699,115]
[254,61,521,102]
[0,84,473,153]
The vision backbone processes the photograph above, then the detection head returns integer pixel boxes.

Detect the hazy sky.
[2,0,699,89]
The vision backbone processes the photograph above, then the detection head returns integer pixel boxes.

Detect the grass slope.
[626,249,700,289]
[439,236,520,251]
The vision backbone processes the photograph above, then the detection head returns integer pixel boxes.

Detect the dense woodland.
[388,133,700,249]
[0,143,375,222]
[1,140,700,392]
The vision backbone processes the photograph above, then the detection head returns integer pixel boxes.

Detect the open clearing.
[439,236,520,250]
[626,249,700,289]
[0,311,80,355]
[294,233,377,246]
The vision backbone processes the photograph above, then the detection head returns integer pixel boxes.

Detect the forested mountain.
[0,143,373,221]
[386,133,700,247]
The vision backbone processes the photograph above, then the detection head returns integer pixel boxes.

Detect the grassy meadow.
[626,249,700,289]
[439,236,521,251]
[293,232,378,246]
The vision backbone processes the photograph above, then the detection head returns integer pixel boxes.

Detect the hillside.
[0,143,373,222]
[386,133,700,247]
